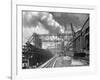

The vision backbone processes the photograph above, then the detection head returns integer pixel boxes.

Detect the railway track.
[39,55,58,68]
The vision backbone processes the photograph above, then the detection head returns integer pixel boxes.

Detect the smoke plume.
[23,12,64,34]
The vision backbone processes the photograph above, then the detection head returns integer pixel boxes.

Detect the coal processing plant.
[22,11,89,69]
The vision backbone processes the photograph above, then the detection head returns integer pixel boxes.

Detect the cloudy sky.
[22,11,89,44]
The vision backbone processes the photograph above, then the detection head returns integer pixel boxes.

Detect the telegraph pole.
[70,23,76,52]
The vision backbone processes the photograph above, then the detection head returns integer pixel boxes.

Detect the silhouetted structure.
[22,33,53,69]
[73,17,89,54]
[32,33,42,48]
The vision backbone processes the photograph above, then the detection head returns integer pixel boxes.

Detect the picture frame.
[11,1,97,80]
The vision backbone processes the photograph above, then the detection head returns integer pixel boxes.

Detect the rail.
[38,55,57,68]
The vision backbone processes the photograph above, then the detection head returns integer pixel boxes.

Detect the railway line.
[39,54,88,68]
[39,55,58,68]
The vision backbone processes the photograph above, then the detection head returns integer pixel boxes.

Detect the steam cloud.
[23,12,64,34]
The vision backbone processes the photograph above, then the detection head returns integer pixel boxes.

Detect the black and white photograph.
[22,11,89,69]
